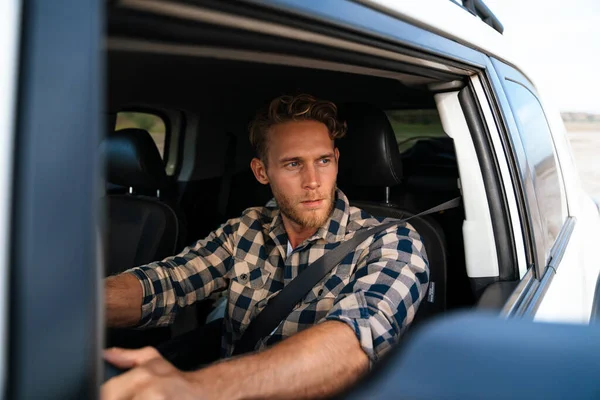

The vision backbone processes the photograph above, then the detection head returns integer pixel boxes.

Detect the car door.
[6,0,103,398]
[489,59,586,322]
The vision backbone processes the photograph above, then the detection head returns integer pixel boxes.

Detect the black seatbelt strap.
[217,133,237,220]
[233,196,461,355]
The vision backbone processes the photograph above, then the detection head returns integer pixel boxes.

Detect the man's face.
[251,120,339,229]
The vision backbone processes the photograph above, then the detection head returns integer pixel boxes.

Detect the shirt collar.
[265,188,350,245]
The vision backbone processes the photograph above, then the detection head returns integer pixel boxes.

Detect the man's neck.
[281,216,318,249]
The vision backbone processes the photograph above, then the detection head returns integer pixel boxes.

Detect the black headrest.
[337,103,403,187]
[104,128,169,191]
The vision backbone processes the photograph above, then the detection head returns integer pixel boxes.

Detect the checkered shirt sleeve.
[125,221,237,328]
[324,222,429,362]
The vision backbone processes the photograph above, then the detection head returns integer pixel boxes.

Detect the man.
[103,94,429,399]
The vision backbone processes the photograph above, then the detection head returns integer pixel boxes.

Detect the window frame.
[470,73,529,280]
[457,82,520,284]
[487,59,576,317]
[481,60,539,276]
[490,58,570,277]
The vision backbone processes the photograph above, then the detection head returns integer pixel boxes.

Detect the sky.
[484,0,600,114]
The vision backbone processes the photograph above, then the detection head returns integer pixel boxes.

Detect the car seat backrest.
[337,103,448,323]
[105,128,171,194]
[337,103,403,188]
[102,128,182,276]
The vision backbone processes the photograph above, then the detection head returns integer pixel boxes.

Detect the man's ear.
[334,147,340,163]
[250,157,270,185]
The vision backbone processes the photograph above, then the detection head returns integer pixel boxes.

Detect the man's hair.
[249,94,346,164]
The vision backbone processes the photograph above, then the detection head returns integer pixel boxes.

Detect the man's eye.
[319,158,331,164]
[287,162,299,168]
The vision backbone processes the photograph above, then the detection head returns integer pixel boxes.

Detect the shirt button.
[318,289,324,296]
[240,273,248,281]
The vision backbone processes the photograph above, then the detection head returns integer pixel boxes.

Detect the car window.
[503,80,566,263]
[115,111,167,159]
[385,110,445,152]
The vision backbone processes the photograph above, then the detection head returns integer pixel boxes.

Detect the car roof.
[359,0,517,68]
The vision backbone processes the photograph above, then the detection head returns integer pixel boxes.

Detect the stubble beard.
[273,185,336,229]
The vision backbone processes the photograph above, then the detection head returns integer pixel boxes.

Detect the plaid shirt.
[127,189,429,362]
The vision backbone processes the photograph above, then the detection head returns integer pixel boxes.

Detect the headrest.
[337,103,403,187]
[104,128,169,191]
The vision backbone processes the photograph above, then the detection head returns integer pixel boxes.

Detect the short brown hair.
[249,94,346,163]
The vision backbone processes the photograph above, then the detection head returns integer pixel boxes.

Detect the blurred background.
[486,0,600,201]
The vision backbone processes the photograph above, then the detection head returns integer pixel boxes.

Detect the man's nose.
[302,164,320,190]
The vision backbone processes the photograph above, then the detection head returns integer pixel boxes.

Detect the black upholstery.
[105,128,170,192]
[103,128,188,349]
[105,195,179,276]
[338,103,403,187]
[338,104,448,322]
[103,128,181,276]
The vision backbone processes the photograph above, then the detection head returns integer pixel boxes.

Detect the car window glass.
[385,110,445,152]
[504,80,566,262]
[115,111,166,158]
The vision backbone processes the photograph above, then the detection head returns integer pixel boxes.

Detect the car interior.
[104,52,476,348]
[103,3,484,352]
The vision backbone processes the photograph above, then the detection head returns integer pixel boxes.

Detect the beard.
[272,185,336,229]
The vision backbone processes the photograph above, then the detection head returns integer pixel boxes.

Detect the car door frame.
[0,0,22,397]
[487,59,581,320]
[8,0,103,398]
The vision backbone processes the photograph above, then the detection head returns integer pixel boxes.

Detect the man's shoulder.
[224,206,276,231]
[345,204,427,267]
[346,205,383,232]
[346,204,420,241]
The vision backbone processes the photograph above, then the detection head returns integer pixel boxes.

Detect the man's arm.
[323,221,429,361]
[105,220,237,329]
[102,220,428,398]
[102,320,368,400]
[105,273,142,327]
[193,320,368,399]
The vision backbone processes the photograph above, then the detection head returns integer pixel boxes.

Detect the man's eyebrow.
[317,152,335,159]
[278,153,335,163]
[278,156,301,164]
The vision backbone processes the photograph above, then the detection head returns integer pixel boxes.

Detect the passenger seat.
[337,104,449,324]
[103,128,183,276]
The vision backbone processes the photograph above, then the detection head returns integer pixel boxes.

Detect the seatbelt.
[217,133,237,220]
[233,197,461,355]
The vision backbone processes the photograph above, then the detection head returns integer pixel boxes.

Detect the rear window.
[385,110,445,152]
[115,111,167,158]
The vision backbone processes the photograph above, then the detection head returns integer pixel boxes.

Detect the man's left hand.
[102,347,203,400]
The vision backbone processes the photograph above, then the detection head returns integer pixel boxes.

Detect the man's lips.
[300,199,324,208]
